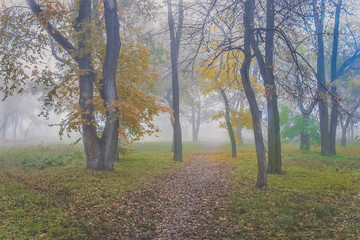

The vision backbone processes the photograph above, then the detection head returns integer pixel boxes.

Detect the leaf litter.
[110,154,235,239]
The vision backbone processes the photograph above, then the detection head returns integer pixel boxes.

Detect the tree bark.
[195,99,201,141]
[75,0,102,169]
[27,0,121,170]
[340,98,360,147]
[242,0,267,188]
[341,126,346,147]
[297,73,315,151]
[1,116,8,139]
[213,53,236,158]
[191,102,201,142]
[167,0,183,161]
[13,113,20,140]
[250,0,281,174]
[221,90,237,158]
[165,90,175,152]
[300,114,311,151]
[329,0,342,155]
[237,127,243,145]
[313,0,330,155]
[191,106,196,141]
[99,0,121,169]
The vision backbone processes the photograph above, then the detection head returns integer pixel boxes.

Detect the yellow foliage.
[198,51,245,96]
[55,37,168,142]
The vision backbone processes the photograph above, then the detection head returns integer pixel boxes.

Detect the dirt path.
[111,154,234,239]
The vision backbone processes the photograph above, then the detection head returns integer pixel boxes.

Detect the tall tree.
[251,0,281,173]
[26,0,121,170]
[242,0,267,188]
[167,0,184,161]
[312,0,330,155]
[329,0,342,155]
[311,0,360,155]
[198,52,239,158]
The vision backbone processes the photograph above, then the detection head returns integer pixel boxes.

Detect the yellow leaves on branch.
[212,109,253,130]
[198,50,244,95]
[92,40,168,142]
[113,40,166,140]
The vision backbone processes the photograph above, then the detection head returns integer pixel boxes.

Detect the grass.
[0,142,187,239]
[220,143,360,240]
[0,141,359,239]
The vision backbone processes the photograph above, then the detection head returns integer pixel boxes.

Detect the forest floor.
[110,153,235,239]
[0,141,359,239]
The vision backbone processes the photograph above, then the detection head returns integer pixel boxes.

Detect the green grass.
[0,142,186,239]
[0,141,359,239]
[221,143,360,240]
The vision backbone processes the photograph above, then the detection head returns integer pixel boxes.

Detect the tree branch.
[26,0,78,63]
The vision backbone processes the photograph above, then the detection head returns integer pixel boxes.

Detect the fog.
[0,95,239,146]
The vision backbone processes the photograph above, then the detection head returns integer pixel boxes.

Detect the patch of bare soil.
[110,155,235,239]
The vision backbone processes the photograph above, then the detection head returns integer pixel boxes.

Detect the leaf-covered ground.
[0,141,359,239]
[109,154,235,239]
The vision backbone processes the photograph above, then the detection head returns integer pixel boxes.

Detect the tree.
[199,52,238,158]
[340,98,360,147]
[167,0,184,161]
[329,0,342,155]
[310,0,360,155]
[250,0,281,173]
[1,0,165,170]
[4,0,121,170]
[279,105,320,150]
[242,0,267,188]
[0,95,47,140]
[180,77,213,142]
[191,0,267,186]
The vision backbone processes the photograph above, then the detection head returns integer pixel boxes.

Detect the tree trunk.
[191,105,200,142]
[221,90,237,158]
[250,0,281,174]
[27,0,121,170]
[265,0,281,174]
[167,0,183,161]
[296,70,315,151]
[1,116,8,139]
[341,126,346,147]
[329,0,342,155]
[313,0,330,155]
[191,105,201,142]
[191,106,196,141]
[243,0,267,188]
[237,127,243,145]
[266,97,281,173]
[300,113,311,151]
[195,100,201,141]
[165,90,175,152]
[300,129,310,151]
[99,0,121,169]
[13,114,20,140]
[75,0,102,169]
